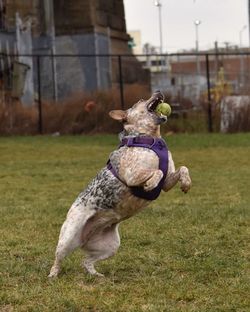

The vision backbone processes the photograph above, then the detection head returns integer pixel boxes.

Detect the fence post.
[118,55,125,110]
[205,54,213,132]
[37,56,43,134]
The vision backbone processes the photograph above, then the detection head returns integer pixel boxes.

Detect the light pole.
[194,19,201,74]
[248,0,250,47]
[155,0,163,54]
[239,24,247,48]
[194,20,201,104]
[239,25,247,89]
[154,0,163,70]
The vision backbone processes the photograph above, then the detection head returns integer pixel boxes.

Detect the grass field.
[0,134,249,312]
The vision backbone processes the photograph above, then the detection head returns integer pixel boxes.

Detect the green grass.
[0,134,249,312]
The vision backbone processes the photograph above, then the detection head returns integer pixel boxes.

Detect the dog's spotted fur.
[76,169,126,210]
[48,91,191,278]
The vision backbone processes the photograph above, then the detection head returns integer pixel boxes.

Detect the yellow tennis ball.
[155,102,171,117]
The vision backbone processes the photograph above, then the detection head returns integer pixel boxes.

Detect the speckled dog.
[48,90,191,278]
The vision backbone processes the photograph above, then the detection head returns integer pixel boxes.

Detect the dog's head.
[109,90,167,137]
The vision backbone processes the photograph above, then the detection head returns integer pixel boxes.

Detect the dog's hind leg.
[82,223,120,277]
[48,205,95,278]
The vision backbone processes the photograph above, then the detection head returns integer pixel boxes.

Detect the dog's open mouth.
[147,91,164,112]
[147,91,168,123]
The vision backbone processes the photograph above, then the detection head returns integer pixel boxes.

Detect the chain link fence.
[0,52,250,134]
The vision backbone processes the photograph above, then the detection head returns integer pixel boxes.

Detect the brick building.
[170,53,250,96]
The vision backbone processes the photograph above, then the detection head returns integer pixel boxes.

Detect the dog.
[48,90,191,278]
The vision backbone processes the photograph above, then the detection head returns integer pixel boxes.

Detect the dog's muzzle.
[147,90,164,112]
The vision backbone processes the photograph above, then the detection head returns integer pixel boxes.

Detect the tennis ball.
[155,102,171,117]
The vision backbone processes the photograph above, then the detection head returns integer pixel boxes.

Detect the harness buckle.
[126,137,135,147]
[149,138,156,149]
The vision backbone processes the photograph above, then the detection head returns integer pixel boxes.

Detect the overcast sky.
[123,0,249,52]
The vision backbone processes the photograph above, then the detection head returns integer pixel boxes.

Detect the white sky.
[123,0,249,52]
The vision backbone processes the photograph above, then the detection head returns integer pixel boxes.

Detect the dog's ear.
[109,110,127,121]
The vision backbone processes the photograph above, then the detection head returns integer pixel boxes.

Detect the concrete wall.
[54,33,111,98]
[53,0,126,35]
[32,32,111,100]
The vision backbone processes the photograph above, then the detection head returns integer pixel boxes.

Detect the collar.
[119,136,166,151]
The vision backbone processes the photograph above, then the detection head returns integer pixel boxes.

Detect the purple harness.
[107,136,168,201]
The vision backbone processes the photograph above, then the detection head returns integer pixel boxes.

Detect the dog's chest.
[109,146,158,175]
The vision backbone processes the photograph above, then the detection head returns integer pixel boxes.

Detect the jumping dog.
[48,90,191,278]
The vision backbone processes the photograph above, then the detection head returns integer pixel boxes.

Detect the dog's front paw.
[144,170,163,192]
[180,166,192,193]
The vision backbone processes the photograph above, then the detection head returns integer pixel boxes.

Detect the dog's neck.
[119,130,142,141]
[119,129,161,141]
